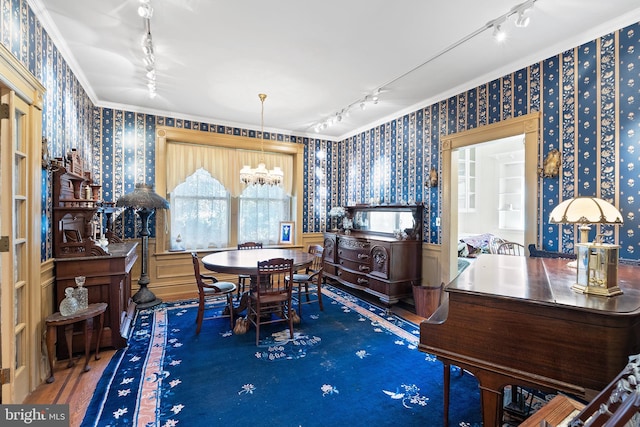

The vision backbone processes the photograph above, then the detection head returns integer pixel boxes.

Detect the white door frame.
[440,113,540,285]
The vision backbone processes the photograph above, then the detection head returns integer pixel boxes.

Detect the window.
[170,168,230,249]
[155,128,304,253]
[239,184,291,245]
[170,168,292,249]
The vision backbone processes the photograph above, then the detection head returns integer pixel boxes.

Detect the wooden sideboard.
[323,204,423,305]
[54,242,138,358]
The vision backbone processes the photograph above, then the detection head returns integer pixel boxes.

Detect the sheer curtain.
[170,168,229,250]
[166,142,293,197]
[239,184,290,245]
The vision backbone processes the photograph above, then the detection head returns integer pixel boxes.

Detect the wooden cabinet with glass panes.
[52,152,104,258]
[458,147,476,212]
[52,150,138,357]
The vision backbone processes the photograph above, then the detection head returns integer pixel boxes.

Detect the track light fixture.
[515,8,531,28]
[309,0,536,134]
[373,88,382,103]
[138,0,157,99]
[492,21,507,42]
[314,90,381,132]
[492,0,535,41]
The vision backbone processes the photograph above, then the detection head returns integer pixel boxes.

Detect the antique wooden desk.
[45,302,107,383]
[54,242,138,357]
[419,254,640,426]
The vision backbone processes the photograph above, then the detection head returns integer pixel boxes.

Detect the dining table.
[201,248,315,316]
[201,248,315,277]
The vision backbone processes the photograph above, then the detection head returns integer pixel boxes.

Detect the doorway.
[440,113,540,284]
[456,135,525,246]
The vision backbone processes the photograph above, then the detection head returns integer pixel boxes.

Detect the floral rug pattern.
[81,284,481,427]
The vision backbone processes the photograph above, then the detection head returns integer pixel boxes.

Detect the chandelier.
[240,93,284,186]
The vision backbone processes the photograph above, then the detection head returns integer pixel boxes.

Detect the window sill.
[155,244,304,258]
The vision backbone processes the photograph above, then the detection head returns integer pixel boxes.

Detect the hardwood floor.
[23,288,424,427]
[23,348,117,427]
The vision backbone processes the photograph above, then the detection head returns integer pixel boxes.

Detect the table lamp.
[549,196,624,297]
[116,183,169,309]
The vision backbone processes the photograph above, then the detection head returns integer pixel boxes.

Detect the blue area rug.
[81,285,481,426]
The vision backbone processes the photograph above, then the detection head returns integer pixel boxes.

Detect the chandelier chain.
[259,93,266,161]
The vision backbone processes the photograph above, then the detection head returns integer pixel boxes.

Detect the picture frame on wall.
[279,221,294,245]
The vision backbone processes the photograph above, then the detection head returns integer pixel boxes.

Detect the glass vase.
[60,287,79,316]
[74,276,88,310]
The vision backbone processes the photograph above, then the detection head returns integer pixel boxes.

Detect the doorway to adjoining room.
[455,135,525,262]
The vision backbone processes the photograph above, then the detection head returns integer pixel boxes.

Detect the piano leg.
[478,383,503,427]
[443,362,450,427]
[440,358,505,426]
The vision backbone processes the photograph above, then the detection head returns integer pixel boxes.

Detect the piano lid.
[449,255,640,314]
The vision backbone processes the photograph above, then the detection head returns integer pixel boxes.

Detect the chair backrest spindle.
[496,242,526,256]
[256,258,294,297]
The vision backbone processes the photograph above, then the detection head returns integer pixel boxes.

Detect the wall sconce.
[426,167,438,188]
[538,148,560,178]
[549,196,624,297]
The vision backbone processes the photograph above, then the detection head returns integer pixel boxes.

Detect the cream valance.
[166,142,293,197]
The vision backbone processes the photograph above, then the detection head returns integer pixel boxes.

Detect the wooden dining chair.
[496,241,526,256]
[289,244,324,316]
[489,236,507,254]
[191,253,237,334]
[236,242,263,299]
[247,257,295,346]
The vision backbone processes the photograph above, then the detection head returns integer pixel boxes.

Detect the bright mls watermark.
[0,404,69,426]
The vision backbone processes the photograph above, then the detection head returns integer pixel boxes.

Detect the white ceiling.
[29,0,640,140]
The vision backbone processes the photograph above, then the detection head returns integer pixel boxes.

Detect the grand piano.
[419,254,640,426]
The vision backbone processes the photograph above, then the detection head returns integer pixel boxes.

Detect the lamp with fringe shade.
[116,183,169,309]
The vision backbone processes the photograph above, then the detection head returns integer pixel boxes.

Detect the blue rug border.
[80,284,482,426]
[82,345,127,423]
[81,284,421,423]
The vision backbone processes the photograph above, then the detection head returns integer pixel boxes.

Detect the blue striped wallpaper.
[2,0,639,262]
[338,22,640,262]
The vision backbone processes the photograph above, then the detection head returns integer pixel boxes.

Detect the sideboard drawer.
[338,257,371,273]
[368,277,412,300]
[337,238,371,262]
[323,263,337,277]
[337,268,369,288]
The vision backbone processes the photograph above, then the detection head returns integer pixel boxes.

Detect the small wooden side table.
[45,302,107,383]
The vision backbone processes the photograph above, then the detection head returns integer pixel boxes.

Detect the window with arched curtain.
[166,142,293,197]
[155,127,305,253]
[170,168,230,249]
